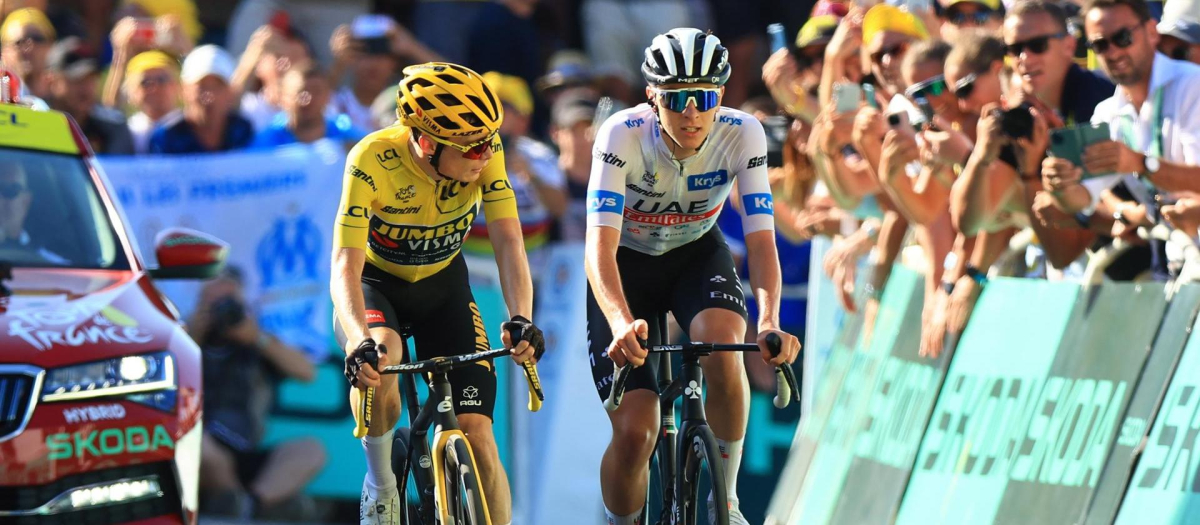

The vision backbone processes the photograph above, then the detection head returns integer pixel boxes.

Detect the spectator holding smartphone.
[1042,0,1200,280]
[328,17,399,132]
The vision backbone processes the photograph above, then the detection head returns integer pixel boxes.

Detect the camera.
[998,103,1034,139]
[206,295,247,343]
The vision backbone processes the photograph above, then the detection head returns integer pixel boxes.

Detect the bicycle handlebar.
[352,344,546,438]
[603,334,800,412]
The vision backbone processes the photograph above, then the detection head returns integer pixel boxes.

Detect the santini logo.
[595,151,627,168]
[687,170,729,191]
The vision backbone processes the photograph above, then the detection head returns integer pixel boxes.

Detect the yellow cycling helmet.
[396,62,503,139]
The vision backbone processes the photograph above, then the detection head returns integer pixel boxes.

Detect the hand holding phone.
[1048,122,1112,179]
[768,24,788,53]
[833,82,862,114]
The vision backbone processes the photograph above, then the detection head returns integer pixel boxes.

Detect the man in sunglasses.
[0,7,54,100]
[1042,0,1200,281]
[0,163,67,265]
[863,4,931,102]
[332,62,543,525]
[585,27,800,525]
[762,14,841,123]
[1004,0,1114,127]
[123,51,182,155]
[939,0,1004,40]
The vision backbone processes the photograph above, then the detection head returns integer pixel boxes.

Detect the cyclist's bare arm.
[331,247,370,348]
[585,226,648,367]
[488,217,536,361]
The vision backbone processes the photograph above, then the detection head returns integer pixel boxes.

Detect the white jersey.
[586,104,775,255]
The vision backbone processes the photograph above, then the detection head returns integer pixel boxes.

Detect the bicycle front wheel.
[441,434,490,525]
[680,425,728,525]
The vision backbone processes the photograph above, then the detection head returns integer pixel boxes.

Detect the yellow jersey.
[334,125,518,282]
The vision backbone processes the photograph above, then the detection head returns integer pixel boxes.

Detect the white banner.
[513,242,610,525]
[97,141,345,357]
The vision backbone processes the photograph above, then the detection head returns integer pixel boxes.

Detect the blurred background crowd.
[6,0,1200,521]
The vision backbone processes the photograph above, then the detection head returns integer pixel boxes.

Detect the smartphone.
[914,96,936,128]
[768,23,788,53]
[352,14,393,39]
[862,83,879,110]
[833,82,862,114]
[906,0,933,13]
[1048,122,1112,179]
[763,115,789,168]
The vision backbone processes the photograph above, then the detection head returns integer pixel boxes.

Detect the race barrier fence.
[769,266,1200,525]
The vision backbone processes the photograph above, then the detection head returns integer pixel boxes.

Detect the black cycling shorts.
[587,228,748,401]
[334,254,498,419]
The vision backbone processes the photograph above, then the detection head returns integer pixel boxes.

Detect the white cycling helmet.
[641,28,731,86]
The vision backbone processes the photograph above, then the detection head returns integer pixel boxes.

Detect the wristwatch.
[1113,207,1131,226]
[1143,155,1161,176]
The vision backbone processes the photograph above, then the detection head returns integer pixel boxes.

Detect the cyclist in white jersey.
[584,28,802,525]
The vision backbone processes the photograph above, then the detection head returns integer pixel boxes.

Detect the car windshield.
[0,148,129,269]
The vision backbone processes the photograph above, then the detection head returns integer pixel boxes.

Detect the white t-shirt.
[330,86,379,134]
[127,109,181,154]
[586,104,774,255]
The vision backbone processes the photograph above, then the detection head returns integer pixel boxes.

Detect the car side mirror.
[147,228,229,280]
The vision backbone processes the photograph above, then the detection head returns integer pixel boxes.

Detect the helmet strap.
[414,130,453,181]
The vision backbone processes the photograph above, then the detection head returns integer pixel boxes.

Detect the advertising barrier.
[771,266,1200,525]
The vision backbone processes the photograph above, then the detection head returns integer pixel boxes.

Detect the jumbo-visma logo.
[368,206,477,266]
[256,214,323,348]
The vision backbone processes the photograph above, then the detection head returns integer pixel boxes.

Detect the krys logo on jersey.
[369,206,478,266]
[256,213,325,351]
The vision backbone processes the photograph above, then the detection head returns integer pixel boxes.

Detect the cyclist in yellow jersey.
[331,62,545,525]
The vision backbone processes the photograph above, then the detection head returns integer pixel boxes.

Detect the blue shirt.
[716,203,810,334]
[1062,63,1116,126]
[149,113,255,154]
[252,114,367,148]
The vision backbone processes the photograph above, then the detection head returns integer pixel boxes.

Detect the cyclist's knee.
[459,415,499,461]
[702,351,746,387]
[609,393,658,458]
[688,308,746,345]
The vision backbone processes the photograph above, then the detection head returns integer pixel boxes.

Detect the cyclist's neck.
[408,135,452,183]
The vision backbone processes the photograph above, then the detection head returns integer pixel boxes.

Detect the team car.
[0,72,226,524]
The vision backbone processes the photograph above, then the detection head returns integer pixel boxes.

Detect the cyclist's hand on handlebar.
[502,315,545,364]
[345,338,388,390]
[758,329,800,366]
[608,319,649,367]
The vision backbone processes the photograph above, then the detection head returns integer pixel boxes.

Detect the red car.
[0,84,226,524]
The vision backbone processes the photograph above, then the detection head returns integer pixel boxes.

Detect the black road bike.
[352,325,544,525]
[605,314,799,525]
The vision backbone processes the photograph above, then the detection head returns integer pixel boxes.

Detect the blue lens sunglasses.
[653,88,721,112]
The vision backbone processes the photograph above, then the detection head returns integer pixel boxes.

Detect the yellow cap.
[123,0,203,41]
[944,0,1002,11]
[1,8,56,44]
[126,50,179,79]
[482,71,534,117]
[796,15,840,49]
[863,4,929,45]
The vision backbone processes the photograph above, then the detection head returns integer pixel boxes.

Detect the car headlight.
[42,352,175,402]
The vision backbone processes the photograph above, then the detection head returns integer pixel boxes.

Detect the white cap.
[181,44,235,85]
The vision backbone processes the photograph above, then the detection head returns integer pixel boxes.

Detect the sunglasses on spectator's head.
[424,129,499,160]
[870,42,908,65]
[945,7,997,26]
[0,183,26,199]
[905,75,948,100]
[953,72,980,99]
[1006,33,1068,56]
[139,73,174,88]
[653,88,721,113]
[1089,25,1140,53]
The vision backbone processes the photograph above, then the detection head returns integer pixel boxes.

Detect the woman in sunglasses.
[331,61,545,525]
[584,27,800,525]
